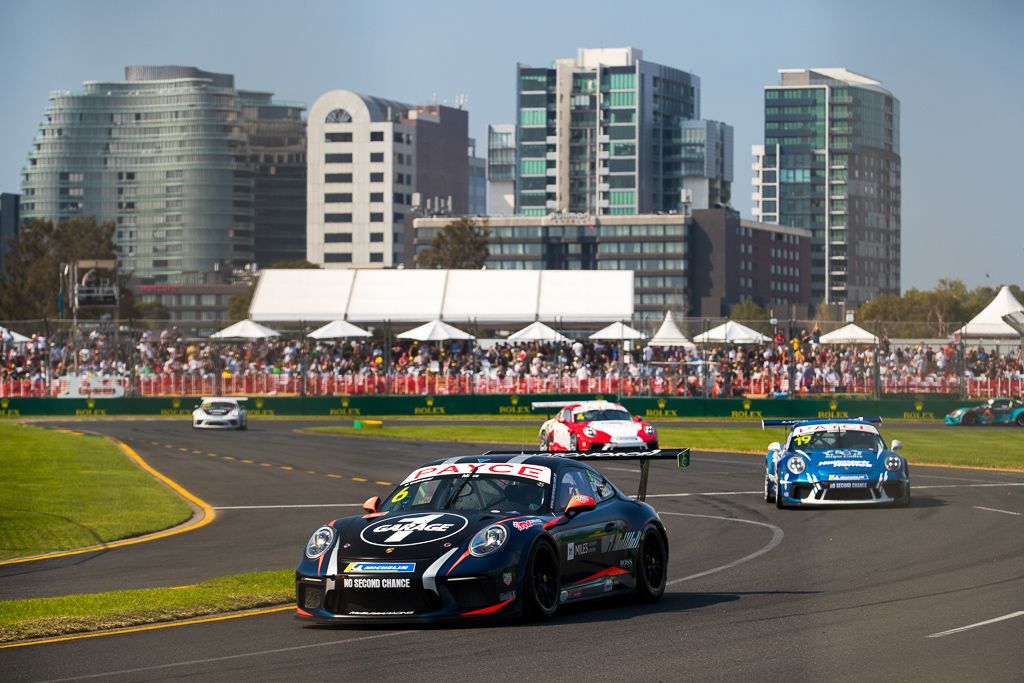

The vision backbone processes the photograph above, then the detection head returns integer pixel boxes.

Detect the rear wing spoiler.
[761,416,882,430]
[483,448,690,501]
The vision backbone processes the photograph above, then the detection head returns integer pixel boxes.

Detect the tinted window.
[554,468,597,510]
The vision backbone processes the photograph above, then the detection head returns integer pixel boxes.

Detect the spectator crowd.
[2,323,1022,398]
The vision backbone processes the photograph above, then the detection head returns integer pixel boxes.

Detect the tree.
[226,259,321,323]
[730,300,770,321]
[0,217,116,320]
[416,217,490,269]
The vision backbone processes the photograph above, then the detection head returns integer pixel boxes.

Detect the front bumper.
[777,476,910,505]
[193,416,242,429]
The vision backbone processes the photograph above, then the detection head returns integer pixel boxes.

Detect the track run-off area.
[2,419,1023,681]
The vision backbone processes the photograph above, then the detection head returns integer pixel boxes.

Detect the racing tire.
[763,474,775,504]
[962,412,977,426]
[635,525,668,603]
[539,432,549,451]
[569,434,579,452]
[523,539,560,620]
[775,484,786,509]
[1016,414,1024,427]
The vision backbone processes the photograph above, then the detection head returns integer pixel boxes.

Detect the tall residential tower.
[752,68,900,305]
[515,47,705,216]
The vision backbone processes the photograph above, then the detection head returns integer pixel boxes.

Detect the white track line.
[661,512,784,585]
[213,503,363,510]
[926,611,1024,638]
[914,483,1024,490]
[41,631,410,682]
[973,506,1022,517]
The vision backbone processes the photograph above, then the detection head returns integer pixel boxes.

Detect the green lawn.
[0,422,192,561]
[306,423,1024,470]
[0,569,292,643]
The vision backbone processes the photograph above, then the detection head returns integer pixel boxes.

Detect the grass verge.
[0,422,192,561]
[0,569,292,643]
[305,423,1024,470]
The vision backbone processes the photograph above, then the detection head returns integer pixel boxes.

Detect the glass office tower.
[752,68,900,305]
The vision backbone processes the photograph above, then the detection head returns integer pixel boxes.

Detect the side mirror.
[768,441,783,453]
[634,415,642,423]
[890,440,903,451]
[362,496,380,513]
[564,494,597,516]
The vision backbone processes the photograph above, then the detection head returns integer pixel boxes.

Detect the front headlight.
[469,524,508,557]
[583,426,597,438]
[305,525,335,559]
[644,424,656,435]
[786,457,806,475]
[884,455,903,472]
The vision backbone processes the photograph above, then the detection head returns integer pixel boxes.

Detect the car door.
[549,467,613,598]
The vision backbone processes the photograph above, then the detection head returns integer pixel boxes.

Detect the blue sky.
[3,0,1021,290]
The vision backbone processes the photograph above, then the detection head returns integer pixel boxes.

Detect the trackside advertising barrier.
[0,394,965,420]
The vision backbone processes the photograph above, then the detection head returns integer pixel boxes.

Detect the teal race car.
[945,398,1024,426]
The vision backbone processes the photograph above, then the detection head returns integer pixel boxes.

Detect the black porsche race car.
[295,449,690,623]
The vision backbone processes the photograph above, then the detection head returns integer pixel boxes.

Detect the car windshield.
[202,402,236,411]
[574,408,632,422]
[381,475,550,514]
[789,429,885,451]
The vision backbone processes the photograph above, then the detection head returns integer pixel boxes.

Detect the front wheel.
[763,474,775,504]
[775,483,786,509]
[569,434,579,452]
[635,525,667,602]
[538,432,549,451]
[1015,414,1024,427]
[523,540,560,620]
[962,412,977,426]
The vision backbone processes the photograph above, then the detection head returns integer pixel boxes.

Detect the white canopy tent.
[955,286,1024,338]
[506,321,571,343]
[648,311,695,350]
[397,319,474,342]
[0,325,31,345]
[693,320,769,344]
[210,319,281,340]
[589,321,645,340]
[248,269,634,324]
[819,323,878,345]
[307,320,372,340]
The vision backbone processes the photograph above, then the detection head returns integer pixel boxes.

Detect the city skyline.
[2,0,1021,291]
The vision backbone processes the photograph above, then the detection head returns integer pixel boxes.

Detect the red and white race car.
[536,400,658,452]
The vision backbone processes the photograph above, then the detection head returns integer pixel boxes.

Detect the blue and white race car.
[945,398,1024,426]
[762,418,910,507]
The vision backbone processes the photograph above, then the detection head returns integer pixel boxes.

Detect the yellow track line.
[0,605,291,650]
[0,438,216,567]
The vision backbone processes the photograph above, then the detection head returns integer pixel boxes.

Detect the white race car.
[192,397,248,430]
[535,400,658,452]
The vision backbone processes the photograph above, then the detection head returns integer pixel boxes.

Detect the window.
[324,193,352,203]
[324,233,352,243]
[325,173,352,183]
[554,468,597,511]
[324,213,352,222]
[370,213,384,222]
[369,232,384,242]
[370,172,384,182]
[370,152,384,162]
[369,192,384,202]
[325,132,352,142]
[325,153,352,163]
[370,131,384,142]
[369,253,384,263]
[585,470,616,502]
[324,253,353,263]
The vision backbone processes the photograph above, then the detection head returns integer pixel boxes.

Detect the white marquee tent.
[955,286,1024,338]
[0,325,31,345]
[818,323,878,345]
[248,269,634,324]
[210,319,281,340]
[648,311,696,349]
[693,320,769,344]
[507,321,571,343]
[396,319,474,341]
[589,321,645,340]
[307,320,372,340]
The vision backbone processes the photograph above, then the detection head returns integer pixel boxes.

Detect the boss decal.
[360,513,469,547]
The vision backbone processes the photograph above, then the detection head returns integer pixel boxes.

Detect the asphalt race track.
[2,419,1023,681]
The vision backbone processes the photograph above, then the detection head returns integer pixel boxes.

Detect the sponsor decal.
[360,513,468,547]
[342,577,412,588]
[792,423,878,436]
[503,571,514,586]
[601,531,641,553]
[511,519,542,531]
[827,474,870,481]
[903,399,934,419]
[499,590,516,602]
[402,462,552,485]
[566,540,597,561]
[646,400,678,418]
[414,396,447,415]
[0,398,20,417]
[825,482,869,489]
[816,410,850,418]
[603,577,614,592]
[730,409,763,418]
[343,562,415,573]
[499,395,531,414]
[619,559,634,570]
[822,460,872,468]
